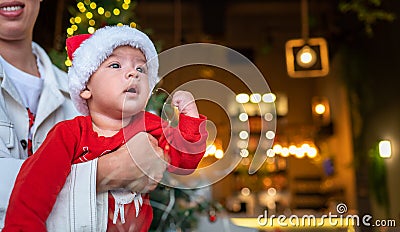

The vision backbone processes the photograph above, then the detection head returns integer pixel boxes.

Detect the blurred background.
[35,0,399,231]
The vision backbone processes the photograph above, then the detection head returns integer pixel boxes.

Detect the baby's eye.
[109,63,120,69]
[136,67,144,73]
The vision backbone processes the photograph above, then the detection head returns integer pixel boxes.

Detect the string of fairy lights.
[64,0,137,67]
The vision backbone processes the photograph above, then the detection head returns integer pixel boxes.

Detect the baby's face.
[82,46,150,119]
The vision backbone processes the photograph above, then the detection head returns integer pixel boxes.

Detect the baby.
[4,25,207,232]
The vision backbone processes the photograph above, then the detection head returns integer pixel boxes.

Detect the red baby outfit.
[4,111,207,232]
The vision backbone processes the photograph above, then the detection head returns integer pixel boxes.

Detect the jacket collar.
[31,42,69,94]
[31,42,67,127]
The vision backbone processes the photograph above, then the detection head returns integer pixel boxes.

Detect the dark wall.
[33,0,58,51]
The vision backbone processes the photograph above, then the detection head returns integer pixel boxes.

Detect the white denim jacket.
[0,42,106,231]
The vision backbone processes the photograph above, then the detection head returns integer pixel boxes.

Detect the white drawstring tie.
[110,190,143,224]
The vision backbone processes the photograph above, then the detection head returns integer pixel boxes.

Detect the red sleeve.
[3,120,80,232]
[162,114,208,175]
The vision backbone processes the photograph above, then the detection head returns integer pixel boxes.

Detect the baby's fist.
[171,90,199,118]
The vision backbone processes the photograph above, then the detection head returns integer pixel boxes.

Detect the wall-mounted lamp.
[312,96,330,125]
[285,38,329,78]
[312,96,333,136]
[379,140,392,158]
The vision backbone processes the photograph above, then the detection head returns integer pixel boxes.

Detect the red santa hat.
[66,25,159,115]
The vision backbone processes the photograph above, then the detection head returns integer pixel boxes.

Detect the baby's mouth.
[126,87,137,94]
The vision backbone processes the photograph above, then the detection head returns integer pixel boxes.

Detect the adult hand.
[96,132,167,193]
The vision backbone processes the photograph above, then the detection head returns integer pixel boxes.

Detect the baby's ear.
[80,89,92,100]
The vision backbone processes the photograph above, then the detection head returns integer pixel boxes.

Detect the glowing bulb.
[66,28,74,35]
[122,3,130,10]
[262,93,276,103]
[89,2,96,9]
[241,157,250,166]
[315,104,326,115]
[281,147,289,157]
[295,149,305,158]
[267,149,275,157]
[98,7,104,15]
[86,12,93,19]
[89,19,95,26]
[238,113,248,122]
[267,187,276,196]
[264,113,273,121]
[130,22,137,28]
[236,93,249,103]
[307,147,317,158]
[88,27,95,34]
[301,143,311,150]
[237,140,248,149]
[77,2,85,11]
[71,25,78,31]
[239,131,249,140]
[263,177,272,187]
[250,93,261,103]
[113,8,121,15]
[379,140,392,158]
[215,149,224,159]
[240,149,249,157]
[288,145,297,154]
[272,144,282,154]
[65,59,72,67]
[75,17,82,24]
[241,187,251,196]
[265,131,275,139]
[300,52,312,63]
[206,144,217,155]
[296,45,317,68]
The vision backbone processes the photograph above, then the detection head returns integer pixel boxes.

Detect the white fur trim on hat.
[68,25,159,115]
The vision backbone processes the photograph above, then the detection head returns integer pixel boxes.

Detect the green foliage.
[49,0,163,73]
[339,0,396,36]
[49,0,141,71]
[146,89,168,115]
[67,0,138,35]
[48,49,68,72]
[337,1,396,213]
[149,186,198,232]
[368,143,390,216]
[149,185,224,232]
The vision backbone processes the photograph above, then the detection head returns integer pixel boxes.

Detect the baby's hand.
[171,90,199,118]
